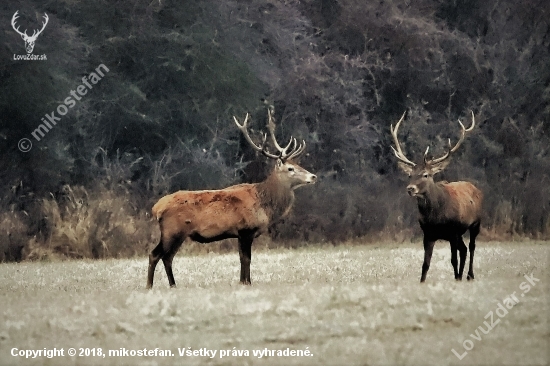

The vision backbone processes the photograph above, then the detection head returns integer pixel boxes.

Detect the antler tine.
[11,11,28,37]
[34,13,49,37]
[278,137,296,157]
[233,113,279,159]
[449,110,475,153]
[423,146,432,164]
[266,108,287,153]
[265,108,307,161]
[280,136,295,156]
[286,139,307,161]
[390,111,416,166]
[431,111,475,163]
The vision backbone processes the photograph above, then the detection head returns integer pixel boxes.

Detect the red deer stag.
[390,111,482,282]
[147,110,317,289]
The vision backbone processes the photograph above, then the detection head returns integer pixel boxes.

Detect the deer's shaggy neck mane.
[256,171,295,221]
[417,181,450,224]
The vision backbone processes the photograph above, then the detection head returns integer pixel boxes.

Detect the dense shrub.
[0,0,548,259]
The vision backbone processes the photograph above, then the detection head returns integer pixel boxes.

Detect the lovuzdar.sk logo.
[11,10,48,61]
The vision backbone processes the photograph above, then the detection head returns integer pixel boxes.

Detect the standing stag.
[147,110,317,289]
[390,111,483,282]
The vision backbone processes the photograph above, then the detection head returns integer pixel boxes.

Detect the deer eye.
[423,173,429,178]
[288,167,294,172]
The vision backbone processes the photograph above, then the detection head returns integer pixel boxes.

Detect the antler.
[430,111,475,164]
[390,111,416,166]
[233,113,279,159]
[266,108,306,161]
[11,11,27,38]
[30,13,49,40]
[11,11,48,40]
[234,110,306,162]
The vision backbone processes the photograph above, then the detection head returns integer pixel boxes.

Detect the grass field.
[0,241,548,365]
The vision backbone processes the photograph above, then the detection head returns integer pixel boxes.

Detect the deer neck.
[257,171,295,221]
[416,182,449,223]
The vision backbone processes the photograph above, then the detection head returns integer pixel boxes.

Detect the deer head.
[390,111,475,197]
[233,109,316,189]
[12,11,49,54]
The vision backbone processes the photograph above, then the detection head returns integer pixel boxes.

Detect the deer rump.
[441,182,483,223]
[153,185,270,244]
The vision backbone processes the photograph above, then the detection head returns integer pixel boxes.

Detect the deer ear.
[276,159,283,168]
[431,159,451,175]
[397,162,414,175]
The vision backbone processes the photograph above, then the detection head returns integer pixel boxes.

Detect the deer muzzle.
[407,185,419,196]
[306,174,317,184]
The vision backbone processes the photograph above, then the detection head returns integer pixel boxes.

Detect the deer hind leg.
[147,233,184,289]
[467,221,480,281]
[456,236,467,280]
[161,235,185,288]
[147,240,164,289]
[421,239,436,283]
[238,230,255,285]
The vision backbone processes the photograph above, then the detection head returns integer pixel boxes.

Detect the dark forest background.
[0,0,549,261]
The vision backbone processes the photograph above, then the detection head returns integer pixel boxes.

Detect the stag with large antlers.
[11,11,49,54]
[390,111,483,282]
[147,109,316,289]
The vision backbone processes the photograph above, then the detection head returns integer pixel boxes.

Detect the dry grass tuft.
[34,185,155,259]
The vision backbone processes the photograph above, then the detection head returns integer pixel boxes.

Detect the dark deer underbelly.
[419,221,471,241]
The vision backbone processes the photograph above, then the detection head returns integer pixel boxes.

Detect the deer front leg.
[421,239,436,283]
[238,231,254,285]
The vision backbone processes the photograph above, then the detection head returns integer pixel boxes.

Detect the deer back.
[152,184,270,239]
[441,181,483,224]
[417,181,482,227]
